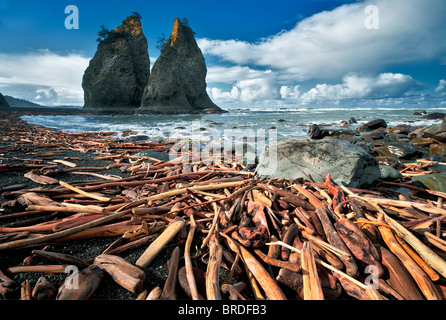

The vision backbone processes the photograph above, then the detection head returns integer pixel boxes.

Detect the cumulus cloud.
[0,50,90,106]
[206,66,273,84]
[208,72,425,107]
[199,0,446,82]
[435,79,446,93]
[208,74,280,105]
[299,73,424,104]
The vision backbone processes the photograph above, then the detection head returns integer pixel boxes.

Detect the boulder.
[0,93,9,108]
[389,124,412,135]
[140,18,224,114]
[375,142,419,159]
[412,173,446,193]
[82,14,150,112]
[410,137,435,148]
[421,112,445,120]
[255,139,380,188]
[364,119,387,130]
[409,123,446,143]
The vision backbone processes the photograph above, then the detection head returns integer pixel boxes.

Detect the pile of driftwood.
[1,115,446,300]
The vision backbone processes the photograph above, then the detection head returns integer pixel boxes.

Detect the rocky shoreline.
[0,110,446,301]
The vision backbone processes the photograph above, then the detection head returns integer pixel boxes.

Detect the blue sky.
[0,0,445,108]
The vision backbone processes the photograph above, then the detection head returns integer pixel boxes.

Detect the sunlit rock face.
[140,18,224,114]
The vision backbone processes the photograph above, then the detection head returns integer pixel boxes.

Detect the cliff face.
[0,93,9,108]
[82,15,150,112]
[139,18,224,114]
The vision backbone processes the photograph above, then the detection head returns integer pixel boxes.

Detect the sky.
[0,0,445,108]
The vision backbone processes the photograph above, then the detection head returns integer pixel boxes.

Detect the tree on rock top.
[82,14,150,112]
[139,17,225,114]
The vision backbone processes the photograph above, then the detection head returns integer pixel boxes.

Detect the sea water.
[21,107,445,143]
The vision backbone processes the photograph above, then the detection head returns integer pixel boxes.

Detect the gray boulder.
[409,123,446,143]
[82,15,150,112]
[0,93,9,108]
[139,18,224,114]
[255,139,380,188]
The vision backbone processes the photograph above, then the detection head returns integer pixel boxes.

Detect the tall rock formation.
[82,14,150,112]
[0,93,9,108]
[140,18,224,114]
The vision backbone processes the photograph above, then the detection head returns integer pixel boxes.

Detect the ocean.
[21,107,445,143]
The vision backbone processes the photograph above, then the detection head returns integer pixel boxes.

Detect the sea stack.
[139,18,224,114]
[82,14,150,112]
[0,93,9,108]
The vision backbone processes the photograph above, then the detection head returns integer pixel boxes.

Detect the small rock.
[348,117,358,124]
[369,128,387,140]
[429,144,446,157]
[308,124,330,140]
[421,113,445,120]
[376,156,401,169]
[379,165,403,181]
[364,119,387,130]
[390,124,412,135]
[409,137,435,148]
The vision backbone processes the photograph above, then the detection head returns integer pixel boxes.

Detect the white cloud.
[299,73,423,104]
[206,65,273,84]
[0,50,90,106]
[280,85,301,100]
[208,76,280,105]
[199,0,446,82]
[208,72,425,107]
[435,79,446,93]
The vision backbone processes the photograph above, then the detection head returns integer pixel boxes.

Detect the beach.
[1,108,446,301]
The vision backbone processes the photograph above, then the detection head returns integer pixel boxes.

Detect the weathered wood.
[223,234,287,300]
[56,264,103,300]
[301,242,324,300]
[94,254,146,294]
[31,276,56,300]
[375,245,424,300]
[136,219,185,269]
[378,220,442,300]
[160,247,180,300]
[315,207,358,277]
[206,240,223,300]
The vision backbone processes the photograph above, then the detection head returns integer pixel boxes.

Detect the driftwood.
[205,240,223,300]
[301,241,324,300]
[375,245,424,300]
[2,115,446,301]
[314,207,358,277]
[32,276,56,300]
[56,264,103,300]
[160,247,180,300]
[378,218,442,300]
[94,254,146,294]
[223,233,287,300]
[136,220,185,269]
